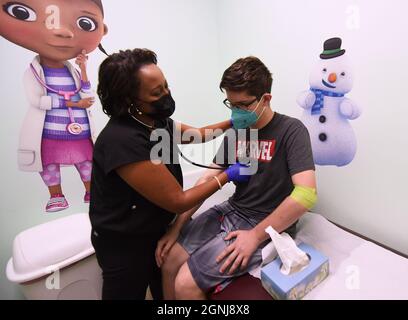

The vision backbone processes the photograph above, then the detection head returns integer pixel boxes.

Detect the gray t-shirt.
[213,112,315,222]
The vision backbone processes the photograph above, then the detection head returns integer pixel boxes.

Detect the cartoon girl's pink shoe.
[45,194,69,213]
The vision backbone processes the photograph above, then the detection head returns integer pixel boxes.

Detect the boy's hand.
[216,229,261,275]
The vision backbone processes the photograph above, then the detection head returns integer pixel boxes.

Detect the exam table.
[183,170,408,300]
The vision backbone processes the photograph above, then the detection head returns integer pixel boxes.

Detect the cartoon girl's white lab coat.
[18,56,97,173]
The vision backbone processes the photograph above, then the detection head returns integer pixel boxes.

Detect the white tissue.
[265,226,310,275]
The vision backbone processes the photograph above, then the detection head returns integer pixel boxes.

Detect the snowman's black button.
[319,116,326,123]
[319,133,327,142]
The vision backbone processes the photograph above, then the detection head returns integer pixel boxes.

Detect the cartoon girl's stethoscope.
[30,64,84,136]
[31,63,249,171]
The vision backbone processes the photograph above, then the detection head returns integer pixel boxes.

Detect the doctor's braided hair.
[97,49,158,117]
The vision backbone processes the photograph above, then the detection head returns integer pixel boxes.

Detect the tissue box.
[261,243,329,300]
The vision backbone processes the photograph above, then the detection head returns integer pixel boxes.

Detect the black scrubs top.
[89,116,183,237]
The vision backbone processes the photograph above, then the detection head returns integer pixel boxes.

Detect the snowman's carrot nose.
[328,73,337,83]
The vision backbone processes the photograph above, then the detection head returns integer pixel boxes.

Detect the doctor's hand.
[216,229,261,275]
[155,225,181,267]
[225,163,251,183]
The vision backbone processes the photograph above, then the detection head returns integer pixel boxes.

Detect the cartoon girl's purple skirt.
[41,138,93,166]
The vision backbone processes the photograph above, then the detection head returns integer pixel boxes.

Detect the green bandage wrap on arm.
[290,185,317,210]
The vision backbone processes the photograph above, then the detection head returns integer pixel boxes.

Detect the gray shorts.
[177,201,270,293]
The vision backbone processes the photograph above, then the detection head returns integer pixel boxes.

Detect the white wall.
[101,0,228,170]
[216,0,408,254]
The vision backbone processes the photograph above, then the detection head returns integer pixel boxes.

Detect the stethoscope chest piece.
[67,122,83,135]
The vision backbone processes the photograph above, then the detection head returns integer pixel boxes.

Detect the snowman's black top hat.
[320,37,346,59]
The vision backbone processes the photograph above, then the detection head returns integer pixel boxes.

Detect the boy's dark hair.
[97,49,158,118]
[220,56,273,99]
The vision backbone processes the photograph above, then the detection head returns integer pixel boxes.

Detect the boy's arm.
[216,169,317,274]
[251,169,316,243]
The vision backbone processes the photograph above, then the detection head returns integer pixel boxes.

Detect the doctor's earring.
[129,103,143,116]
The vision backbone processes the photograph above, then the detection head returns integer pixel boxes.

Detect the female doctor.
[90,48,248,300]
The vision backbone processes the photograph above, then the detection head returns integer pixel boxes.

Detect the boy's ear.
[103,24,109,36]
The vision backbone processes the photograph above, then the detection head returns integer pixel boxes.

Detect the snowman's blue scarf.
[310,88,344,115]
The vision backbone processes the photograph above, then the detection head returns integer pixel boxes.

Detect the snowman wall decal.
[297,37,362,167]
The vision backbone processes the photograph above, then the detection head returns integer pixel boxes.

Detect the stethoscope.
[30,64,84,136]
[128,98,267,170]
[179,150,224,170]
[128,109,225,170]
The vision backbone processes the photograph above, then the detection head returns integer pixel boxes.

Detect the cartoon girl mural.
[0,0,108,212]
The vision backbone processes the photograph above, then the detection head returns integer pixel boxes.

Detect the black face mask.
[147,93,176,120]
